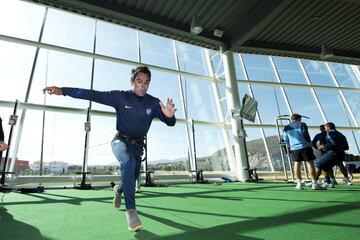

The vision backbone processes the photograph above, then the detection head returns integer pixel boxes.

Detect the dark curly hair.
[325,122,336,130]
[131,66,151,81]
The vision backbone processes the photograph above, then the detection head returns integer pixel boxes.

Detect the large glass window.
[42,9,95,52]
[302,60,335,86]
[183,77,219,122]
[251,85,290,124]
[218,83,228,119]
[245,128,271,171]
[140,32,176,69]
[28,50,92,108]
[209,50,224,77]
[43,112,85,167]
[92,60,133,112]
[315,90,355,127]
[344,92,360,125]
[263,128,285,171]
[147,122,189,172]
[148,70,184,119]
[175,42,209,76]
[284,88,324,125]
[242,54,276,82]
[350,131,360,155]
[0,42,36,101]
[0,1,45,41]
[273,57,307,84]
[88,115,117,175]
[16,110,43,175]
[96,21,137,61]
[194,125,230,171]
[341,130,360,156]
[233,54,246,80]
[330,63,360,88]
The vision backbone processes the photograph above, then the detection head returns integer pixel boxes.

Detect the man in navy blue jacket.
[283,114,323,190]
[312,124,334,184]
[44,66,176,231]
[312,125,327,153]
[315,122,352,187]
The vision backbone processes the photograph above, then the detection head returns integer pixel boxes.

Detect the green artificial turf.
[1,182,359,240]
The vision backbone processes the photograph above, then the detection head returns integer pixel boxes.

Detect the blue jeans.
[315,150,345,171]
[111,139,143,210]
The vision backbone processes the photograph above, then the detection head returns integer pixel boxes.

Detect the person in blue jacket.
[283,114,323,190]
[43,66,177,231]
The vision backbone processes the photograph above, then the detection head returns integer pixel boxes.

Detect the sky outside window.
[273,56,307,84]
[96,21,137,61]
[330,63,360,88]
[0,0,45,41]
[302,60,336,86]
[242,54,277,82]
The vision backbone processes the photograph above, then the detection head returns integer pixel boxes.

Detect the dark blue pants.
[111,139,143,210]
[315,150,345,171]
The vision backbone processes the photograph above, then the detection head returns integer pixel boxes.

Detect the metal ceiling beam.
[226,0,291,51]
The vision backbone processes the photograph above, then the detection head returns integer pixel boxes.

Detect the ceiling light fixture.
[190,16,203,35]
[320,44,334,60]
[213,29,224,37]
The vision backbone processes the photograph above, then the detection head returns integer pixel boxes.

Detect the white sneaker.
[305,182,313,187]
[322,183,335,188]
[126,209,142,231]
[295,183,304,190]
[312,183,327,190]
[344,179,353,186]
[113,185,122,209]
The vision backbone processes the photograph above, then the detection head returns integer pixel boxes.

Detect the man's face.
[324,124,330,132]
[131,72,150,97]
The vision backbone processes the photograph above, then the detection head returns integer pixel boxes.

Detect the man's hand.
[0,141,8,152]
[43,86,62,95]
[159,98,177,118]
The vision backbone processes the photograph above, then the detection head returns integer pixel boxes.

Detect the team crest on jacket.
[146,108,152,115]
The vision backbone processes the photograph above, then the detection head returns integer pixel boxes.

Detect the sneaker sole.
[128,225,142,232]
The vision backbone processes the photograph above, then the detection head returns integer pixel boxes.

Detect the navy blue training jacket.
[62,88,176,138]
[326,129,349,152]
[312,132,327,149]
